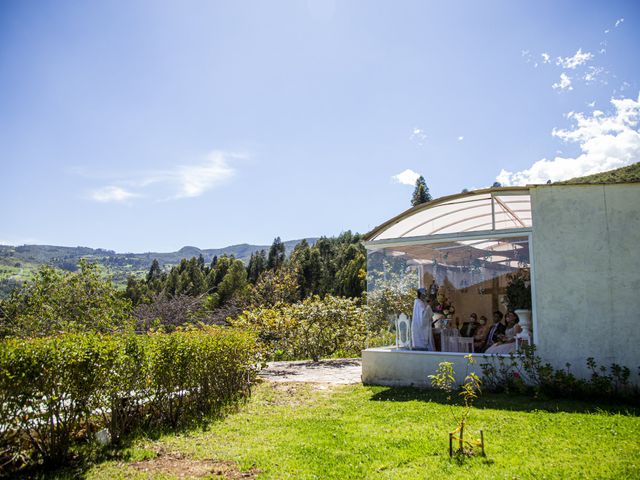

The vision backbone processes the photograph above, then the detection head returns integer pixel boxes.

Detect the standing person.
[411,288,426,350]
[423,295,435,351]
[411,288,434,350]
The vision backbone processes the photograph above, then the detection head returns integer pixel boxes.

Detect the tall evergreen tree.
[411,175,432,206]
[247,249,267,284]
[267,237,286,270]
[146,259,162,284]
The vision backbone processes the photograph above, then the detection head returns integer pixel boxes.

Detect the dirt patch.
[129,450,259,479]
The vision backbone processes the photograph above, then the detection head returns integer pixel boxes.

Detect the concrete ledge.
[362,346,517,387]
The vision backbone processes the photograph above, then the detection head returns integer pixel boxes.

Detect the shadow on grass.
[367,386,640,416]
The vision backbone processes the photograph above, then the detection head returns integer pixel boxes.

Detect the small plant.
[429,355,485,457]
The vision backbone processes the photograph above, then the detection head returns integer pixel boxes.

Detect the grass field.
[61,380,640,480]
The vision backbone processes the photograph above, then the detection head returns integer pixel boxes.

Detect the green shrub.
[0,261,133,338]
[232,295,367,361]
[0,328,259,474]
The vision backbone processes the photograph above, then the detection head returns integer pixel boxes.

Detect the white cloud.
[458,136,464,141]
[496,95,640,185]
[604,29,610,34]
[410,127,427,145]
[87,150,241,203]
[90,186,140,203]
[583,66,606,83]
[615,18,624,27]
[392,169,421,186]
[556,48,593,69]
[552,73,573,91]
[172,152,236,198]
[541,53,551,64]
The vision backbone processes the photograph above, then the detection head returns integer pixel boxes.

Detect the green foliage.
[252,266,300,306]
[480,345,639,401]
[411,175,432,206]
[0,260,133,338]
[266,237,286,270]
[232,295,367,361]
[0,328,259,472]
[559,161,640,184]
[505,269,531,310]
[365,257,416,333]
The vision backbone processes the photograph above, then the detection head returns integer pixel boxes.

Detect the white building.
[361,182,640,387]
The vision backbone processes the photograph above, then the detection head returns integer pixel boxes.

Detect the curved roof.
[364,187,532,242]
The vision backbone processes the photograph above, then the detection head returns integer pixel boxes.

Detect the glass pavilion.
[363,187,534,352]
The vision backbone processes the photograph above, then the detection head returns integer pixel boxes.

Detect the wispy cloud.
[496,94,640,185]
[90,186,140,203]
[410,127,427,146]
[556,48,593,69]
[552,73,573,91]
[171,152,237,199]
[541,52,551,64]
[457,136,464,141]
[392,169,421,186]
[87,150,243,203]
[615,18,624,28]
[583,66,606,84]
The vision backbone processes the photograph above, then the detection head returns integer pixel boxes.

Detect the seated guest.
[460,313,478,337]
[473,315,491,352]
[485,311,522,355]
[480,311,506,352]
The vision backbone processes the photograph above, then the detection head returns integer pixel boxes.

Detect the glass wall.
[366,236,531,352]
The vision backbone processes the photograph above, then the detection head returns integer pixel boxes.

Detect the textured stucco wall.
[531,184,640,380]
[361,348,495,387]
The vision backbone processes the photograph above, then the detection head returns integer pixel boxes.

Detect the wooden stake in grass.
[480,430,485,457]
[449,432,453,458]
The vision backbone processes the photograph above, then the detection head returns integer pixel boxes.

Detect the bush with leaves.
[480,345,639,401]
[232,295,368,361]
[0,260,133,338]
[0,328,259,473]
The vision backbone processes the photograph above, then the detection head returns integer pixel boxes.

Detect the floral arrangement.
[432,285,455,318]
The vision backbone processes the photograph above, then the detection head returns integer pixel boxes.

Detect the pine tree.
[267,237,286,270]
[411,176,432,206]
[247,249,267,284]
[146,259,162,284]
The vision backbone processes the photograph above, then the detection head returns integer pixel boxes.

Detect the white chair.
[441,328,460,352]
[457,336,474,353]
[395,313,412,349]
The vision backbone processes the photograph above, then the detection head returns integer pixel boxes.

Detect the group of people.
[410,288,526,354]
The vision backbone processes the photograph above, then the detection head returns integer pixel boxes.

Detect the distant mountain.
[0,238,318,297]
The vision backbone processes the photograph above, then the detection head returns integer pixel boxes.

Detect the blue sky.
[1,1,639,252]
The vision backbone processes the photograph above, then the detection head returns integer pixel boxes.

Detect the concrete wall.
[531,184,640,380]
[361,348,504,387]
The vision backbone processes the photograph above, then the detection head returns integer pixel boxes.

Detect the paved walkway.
[259,358,362,385]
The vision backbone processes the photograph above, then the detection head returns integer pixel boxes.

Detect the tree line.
[123,231,366,311]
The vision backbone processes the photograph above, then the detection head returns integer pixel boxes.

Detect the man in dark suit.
[483,311,506,352]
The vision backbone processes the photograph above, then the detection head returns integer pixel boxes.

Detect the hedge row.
[232,295,368,361]
[0,328,260,472]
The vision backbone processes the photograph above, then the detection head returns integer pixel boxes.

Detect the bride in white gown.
[485,312,522,355]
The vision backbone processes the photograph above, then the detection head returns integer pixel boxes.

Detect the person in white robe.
[412,288,435,350]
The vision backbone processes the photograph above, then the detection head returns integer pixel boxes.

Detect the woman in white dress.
[485,312,522,355]
[411,288,435,351]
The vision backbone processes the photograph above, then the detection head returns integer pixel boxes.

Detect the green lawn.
[69,382,639,479]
